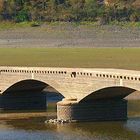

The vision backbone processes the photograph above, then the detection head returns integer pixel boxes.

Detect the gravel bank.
[0,24,140,48]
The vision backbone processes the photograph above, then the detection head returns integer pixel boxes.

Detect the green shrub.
[15,9,29,22]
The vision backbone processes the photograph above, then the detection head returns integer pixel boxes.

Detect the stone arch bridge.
[0,66,140,121]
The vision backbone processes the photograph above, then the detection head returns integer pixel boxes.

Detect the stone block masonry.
[57,99,127,121]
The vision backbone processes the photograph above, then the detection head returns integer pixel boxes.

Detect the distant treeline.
[0,0,139,24]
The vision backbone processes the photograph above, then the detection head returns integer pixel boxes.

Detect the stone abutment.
[57,99,127,122]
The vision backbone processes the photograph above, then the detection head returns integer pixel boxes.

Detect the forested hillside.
[0,0,139,24]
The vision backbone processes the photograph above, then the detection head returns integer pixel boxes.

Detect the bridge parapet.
[1,66,140,80]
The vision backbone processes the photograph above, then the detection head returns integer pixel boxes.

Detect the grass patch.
[0,21,140,31]
[0,21,39,30]
[0,48,140,70]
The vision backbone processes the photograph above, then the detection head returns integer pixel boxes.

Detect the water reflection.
[1,117,140,140]
[0,100,140,140]
[125,118,140,135]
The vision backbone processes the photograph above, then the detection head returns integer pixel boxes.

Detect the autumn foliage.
[0,0,139,23]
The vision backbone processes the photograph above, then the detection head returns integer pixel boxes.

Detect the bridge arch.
[80,86,137,103]
[1,79,64,110]
[3,79,47,94]
[2,79,64,96]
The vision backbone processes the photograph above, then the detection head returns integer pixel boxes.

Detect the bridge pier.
[57,99,127,122]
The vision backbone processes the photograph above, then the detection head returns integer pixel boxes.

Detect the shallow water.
[0,100,140,140]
